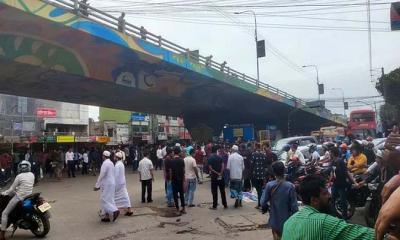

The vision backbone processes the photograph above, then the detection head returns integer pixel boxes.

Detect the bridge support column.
[182,111,224,142]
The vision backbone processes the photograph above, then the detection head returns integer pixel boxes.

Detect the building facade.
[0,94,89,144]
[99,107,191,144]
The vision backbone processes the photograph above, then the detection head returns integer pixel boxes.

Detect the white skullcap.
[103,150,111,157]
[115,152,123,159]
[232,145,239,151]
[175,143,181,147]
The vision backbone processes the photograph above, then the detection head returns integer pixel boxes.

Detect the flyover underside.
[0,2,335,138]
[0,59,329,134]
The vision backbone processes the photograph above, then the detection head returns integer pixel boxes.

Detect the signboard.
[306,100,325,108]
[38,136,56,143]
[391,2,400,31]
[56,135,75,143]
[257,40,266,58]
[96,136,110,143]
[131,113,148,121]
[75,136,90,142]
[157,133,168,140]
[13,122,22,131]
[23,122,35,132]
[36,108,56,118]
[233,128,244,137]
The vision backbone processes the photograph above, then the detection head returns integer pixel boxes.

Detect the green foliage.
[377,68,400,124]
[380,103,400,125]
[377,68,400,105]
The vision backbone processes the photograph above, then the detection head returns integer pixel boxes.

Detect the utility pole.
[234,10,261,86]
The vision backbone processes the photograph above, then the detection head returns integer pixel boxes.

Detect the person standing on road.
[251,143,268,209]
[167,147,186,214]
[138,151,154,203]
[65,148,75,178]
[82,150,89,175]
[261,161,298,240]
[184,148,201,208]
[114,152,133,216]
[194,145,205,181]
[94,151,119,222]
[164,147,174,207]
[156,145,164,170]
[226,145,244,208]
[208,145,228,210]
[240,144,252,192]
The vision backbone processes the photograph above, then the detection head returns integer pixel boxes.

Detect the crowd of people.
[0,132,399,239]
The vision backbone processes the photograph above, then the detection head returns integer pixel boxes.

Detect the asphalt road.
[4,170,369,240]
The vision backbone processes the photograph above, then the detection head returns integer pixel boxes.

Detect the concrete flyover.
[0,0,345,140]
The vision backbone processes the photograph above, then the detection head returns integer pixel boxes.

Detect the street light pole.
[234,10,259,86]
[302,65,320,102]
[331,88,346,117]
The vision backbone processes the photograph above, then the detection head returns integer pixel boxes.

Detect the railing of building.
[43,0,307,107]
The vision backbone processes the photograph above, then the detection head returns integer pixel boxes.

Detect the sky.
[88,0,398,120]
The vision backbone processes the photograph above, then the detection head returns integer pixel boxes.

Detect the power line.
[131,15,390,32]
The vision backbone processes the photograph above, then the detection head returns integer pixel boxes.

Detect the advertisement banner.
[96,136,110,143]
[36,108,57,118]
[75,136,90,142]
[56,135,75,143]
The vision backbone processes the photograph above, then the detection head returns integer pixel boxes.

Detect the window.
[351,113,374,123]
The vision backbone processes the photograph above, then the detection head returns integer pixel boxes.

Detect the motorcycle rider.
[0,161,34,240]
[339,143,351,161]
[309,144,320,164]
[347,141,368,175]
[286,143,305,181]
[331,147,358,220]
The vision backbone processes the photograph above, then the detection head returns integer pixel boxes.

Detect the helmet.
[340,143,348,149]
[18,160,31,173]
[308,143,317,152]
[282,144,291,152]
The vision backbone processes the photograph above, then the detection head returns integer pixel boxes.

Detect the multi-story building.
[0,94,89,144]
[99,107,191,144]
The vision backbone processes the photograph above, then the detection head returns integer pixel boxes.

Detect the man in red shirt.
[194,145,205,181]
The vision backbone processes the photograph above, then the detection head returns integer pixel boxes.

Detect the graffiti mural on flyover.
[0,0,304,107]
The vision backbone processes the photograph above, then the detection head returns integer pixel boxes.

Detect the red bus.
[348,109,377,139]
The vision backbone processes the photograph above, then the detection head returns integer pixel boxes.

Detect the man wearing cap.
[94,151,119,222]
[226,145,244,208]
[114,152,133,216]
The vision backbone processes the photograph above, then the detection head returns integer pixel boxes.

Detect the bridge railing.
[45,0,307,106]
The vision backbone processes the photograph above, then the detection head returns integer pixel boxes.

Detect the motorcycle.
[0,193,51,238]
[364,182,381,227]
[333,176,370,220]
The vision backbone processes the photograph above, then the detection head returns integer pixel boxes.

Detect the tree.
[376,67,400,127]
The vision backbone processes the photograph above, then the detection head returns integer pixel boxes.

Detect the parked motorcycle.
[0,193,51,238]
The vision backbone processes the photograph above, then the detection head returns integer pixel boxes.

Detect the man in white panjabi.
[94,151,119,222]
[114,152,133,216]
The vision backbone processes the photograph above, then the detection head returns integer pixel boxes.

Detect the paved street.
[8,170,274,240]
